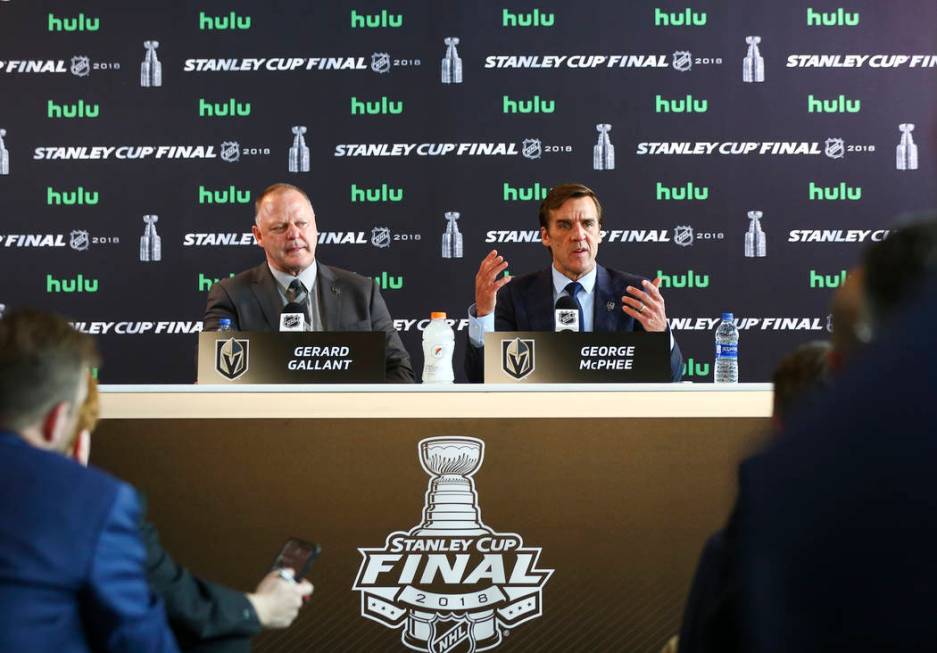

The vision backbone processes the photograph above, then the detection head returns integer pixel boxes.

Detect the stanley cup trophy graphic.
[441,212,463,259]
[140,215,161,262]
[0,129,8,175]
[745,211,766,258]
[742,36,764,83]
[441,37,463,84]
[288,126,310,173]
[141,41,162,88]
[593,124,615,171]
[897,123,918,171]
[405,437,498,651]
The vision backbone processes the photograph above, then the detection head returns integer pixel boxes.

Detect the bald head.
[251,184,318,276]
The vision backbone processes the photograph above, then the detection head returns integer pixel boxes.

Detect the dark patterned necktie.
[286,279,310,326]
[564,281,585,330]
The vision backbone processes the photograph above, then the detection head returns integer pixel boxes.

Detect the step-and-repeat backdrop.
[1,1,935,383]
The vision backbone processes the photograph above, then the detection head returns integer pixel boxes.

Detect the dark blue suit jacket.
[0,432,178,653]
[465,265,683,382]
[738,276,937,651]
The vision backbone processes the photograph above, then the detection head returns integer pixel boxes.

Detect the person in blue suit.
[464,183,683,382]
[0,309,178,653]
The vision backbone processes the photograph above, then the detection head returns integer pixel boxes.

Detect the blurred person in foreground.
[675,341,832,653]
[737,216,937,651]
[72,376,313,653]
[0,309,177,653]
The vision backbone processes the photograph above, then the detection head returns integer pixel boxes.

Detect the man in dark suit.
[203,183,414,382]
[72,379,313,653]
[464,183,683,382]
[0,309,178,653]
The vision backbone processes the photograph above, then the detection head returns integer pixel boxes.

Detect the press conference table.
[93,384,771,653]
[99,382,773,418]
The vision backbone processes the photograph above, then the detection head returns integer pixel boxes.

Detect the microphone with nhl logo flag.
[279,302,306,332]
[554,295,581,332]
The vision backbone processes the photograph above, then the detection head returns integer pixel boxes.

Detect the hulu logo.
[350,184,403,203]
[47,186,99,206]
[806,8,859,26]
[350,9,402,28]
[48,12,100,32]
[810,269,848,289]
[48,100,99,119]
[46,274,98,294]
[656,270,710,289]
[654,8,707,26]
[198,185,251,205]
[503,182,548,202]
[682,358,711,378]
[808,94,861,113]
[502,8,555,27]
[503,95,555,114]
[655,94,708,113]
[198,273,235,292]
[199,11,252,30]
[350,96,404,115]
[656,182,709,201]
[808,182,862,201]
[374,271,403,290]
[199,98,251,118]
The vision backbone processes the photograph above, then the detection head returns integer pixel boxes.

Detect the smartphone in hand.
[272,538,321,582]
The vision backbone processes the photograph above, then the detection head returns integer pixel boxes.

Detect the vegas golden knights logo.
[501,338,535,380]
[354,437,553,652]
[215,337,249,380]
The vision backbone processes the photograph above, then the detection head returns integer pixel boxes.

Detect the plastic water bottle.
[422,312,455,384]
[218,318,233,332]
[714,312,739,383]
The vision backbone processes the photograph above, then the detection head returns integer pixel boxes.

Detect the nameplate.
[197,331,385,383]
[483,332,671,383]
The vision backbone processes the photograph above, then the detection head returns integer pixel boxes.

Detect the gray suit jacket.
[203,261,414,382]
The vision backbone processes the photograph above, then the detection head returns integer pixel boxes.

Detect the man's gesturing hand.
[475,250,511,317]
[248,569,314,629]
[622,278,669,332]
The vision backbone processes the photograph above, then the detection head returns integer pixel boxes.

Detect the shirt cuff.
[467,304,495,348]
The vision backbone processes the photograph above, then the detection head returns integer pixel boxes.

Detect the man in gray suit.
[203,183,415,382]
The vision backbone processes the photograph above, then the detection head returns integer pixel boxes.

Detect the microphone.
[554,295,580,332]
[279,302,306,332]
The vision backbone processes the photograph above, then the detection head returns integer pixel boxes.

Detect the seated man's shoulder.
[8,444,128,516]
[603,266,648,289]
[219,265,265,290]
[321,264,372,290]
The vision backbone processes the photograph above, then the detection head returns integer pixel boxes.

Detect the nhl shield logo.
[220,141,240,163]
[501,337,535,380]
[371,226,391,248]
[371,52,391,74]
[824,138,845,160]
[674,225,694,247]
[353,436,553,653]
[70,56,91,77]
[215,337,249,380]
[69,230,90,251]
[672,51,692,72]
[521,138,542,160]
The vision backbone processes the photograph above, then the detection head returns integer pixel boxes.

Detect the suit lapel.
[250,263,284,330]
[316,262,341,331]
[594,265,620,333]
[527,269,556,332]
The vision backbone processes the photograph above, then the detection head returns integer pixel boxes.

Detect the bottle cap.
[430,312,447,319]
[721,312,734,321]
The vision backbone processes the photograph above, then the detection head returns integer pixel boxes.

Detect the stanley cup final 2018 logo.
[354,437,553,653]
